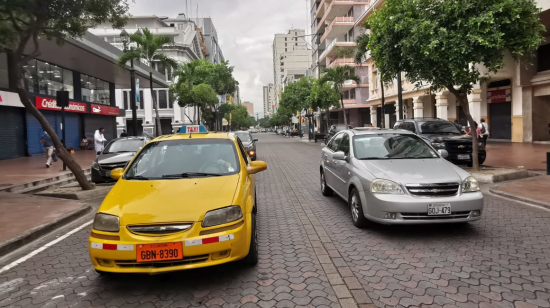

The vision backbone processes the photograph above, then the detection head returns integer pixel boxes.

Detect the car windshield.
[103,139,144,154]
[353,134,439,160]
[235,132,252,142]
[418,121,461,135]
[125,139,240,180]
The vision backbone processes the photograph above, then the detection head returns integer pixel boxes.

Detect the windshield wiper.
[126,175,150,180]
[162,172,223,178]
[358,157,386,160]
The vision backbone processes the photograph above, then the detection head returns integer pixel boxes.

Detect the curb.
[0,204,92,257]
[35,186,112,200]
[489,187,550,210]
[469,169,530,183]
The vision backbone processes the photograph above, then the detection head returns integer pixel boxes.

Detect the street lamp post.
[121,29,139,136]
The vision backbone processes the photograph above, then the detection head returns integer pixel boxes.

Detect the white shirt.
[94,130,107,152]
[481,123,489,136]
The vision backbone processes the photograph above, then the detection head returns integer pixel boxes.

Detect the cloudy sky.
[130,0,310,116]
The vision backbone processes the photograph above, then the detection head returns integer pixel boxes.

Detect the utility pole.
[380,77,385,128]
[397,72,403,120]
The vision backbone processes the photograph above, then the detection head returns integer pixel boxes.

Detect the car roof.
[346,128,416,136]
[401,117,446,122]
[150,132,238,142]
[113,136,149,141]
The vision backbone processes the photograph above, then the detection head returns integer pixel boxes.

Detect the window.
[81,74,110,105]
[123,91,129,110]
[285,37,287,41]
[62,69,74,99]
[328,133,344,152]
[353,134,437,160]
[139,90,144,109]
[104,139,145,154]
[166,66,172,81]
[339,134,350,155]
[159,90,168,109]
[168,91,174,108]
[400,122,416,133]
[24,60,75,98]
[156,62,166,76]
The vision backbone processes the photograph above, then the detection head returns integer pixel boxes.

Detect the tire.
[320,171,333,196]
[349,188,371,228]
[242,212,258,266]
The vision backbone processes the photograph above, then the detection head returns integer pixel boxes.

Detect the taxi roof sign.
[179,125,208,134]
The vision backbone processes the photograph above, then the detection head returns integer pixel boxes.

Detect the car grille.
[400,211,471,220]
[99,162,128,170]
[406,183,459,197]
[444,141,472,154]
[114,255,209,268]
[127,224,193,235]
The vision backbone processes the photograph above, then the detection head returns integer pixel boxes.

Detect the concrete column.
[435,93,449,120]
[142,89,155,135]
[413,96,424,118]
[370,107,377,127]
[467,83,482,123]
[394,102,401,121]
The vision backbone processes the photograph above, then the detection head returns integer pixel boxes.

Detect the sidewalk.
[485,142,550,170]
[0,150,96,187]
[0,192,90,257]
[490,175,550,210]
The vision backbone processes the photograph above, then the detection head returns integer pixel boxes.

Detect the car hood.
[99,174,240,226]
[96,152,136,164]
[420,134,472,143]
[357,158,468,185]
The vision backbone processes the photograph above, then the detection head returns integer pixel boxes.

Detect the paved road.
[1,134,549,308]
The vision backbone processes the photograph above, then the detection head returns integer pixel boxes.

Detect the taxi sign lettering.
[178,125,208,134]
[186,125,199,133]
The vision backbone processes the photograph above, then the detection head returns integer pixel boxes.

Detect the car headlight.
[371,179,404,194]
[462,176,480,192]
[202,206,243,228]
[92,213,120,232]
[432,142,446,149]
[92,161,100,169]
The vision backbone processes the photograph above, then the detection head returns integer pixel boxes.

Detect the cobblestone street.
[1,134,550,308]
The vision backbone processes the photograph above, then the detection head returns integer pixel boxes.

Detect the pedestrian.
[480,119,489,148]
[94,127,107,155]
[120,129,128,138]
[142,128,150,137]
[465,121,482,139]
[40,131,54,168]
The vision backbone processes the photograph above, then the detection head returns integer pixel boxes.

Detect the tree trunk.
[340,90,348,127]
[447,87,480,171]
[149,71,162,137]
[10,60,93,190]
[325,108,330,133]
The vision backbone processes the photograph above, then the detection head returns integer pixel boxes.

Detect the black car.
[234,131,258,160]
[91,136,150,183]
[394,118,486,166]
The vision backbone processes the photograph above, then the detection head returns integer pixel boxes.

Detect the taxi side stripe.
[90,242,135,251]
[184,234,235,247]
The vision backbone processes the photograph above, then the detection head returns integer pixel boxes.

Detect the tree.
[279,77,313,117]
[118,27,178,136]
[228,104,251,130]
[366,0,544,170]
[194,84,219,126]
[207,61,237,130]
[0,0,129,190]
[310,78,340,133]
[319,66,360,127]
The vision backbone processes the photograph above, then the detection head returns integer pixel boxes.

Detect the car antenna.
[189,132,192,138]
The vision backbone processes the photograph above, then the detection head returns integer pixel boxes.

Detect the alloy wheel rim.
[351,194,359,221]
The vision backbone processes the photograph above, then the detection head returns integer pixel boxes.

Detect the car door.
[322,133,343,190]
[333,132,351,196]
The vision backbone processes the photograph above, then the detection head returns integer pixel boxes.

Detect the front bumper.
[91,167,112,183]
[88,216,251,274]
[359,190,484,224]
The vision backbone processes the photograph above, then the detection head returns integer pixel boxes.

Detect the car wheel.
[349,188,371,228]
[242,212,258,266]
[320,171,333,196]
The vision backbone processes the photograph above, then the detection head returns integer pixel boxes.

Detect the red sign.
[35,96,87,113]
[487,89,511,104]
[90,104,120,116]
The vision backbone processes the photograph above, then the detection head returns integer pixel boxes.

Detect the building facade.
[192,18,225,64]
[272,29,312,111]
[310,0,371,130]
[355,0,550,143]
[243,102,254,117]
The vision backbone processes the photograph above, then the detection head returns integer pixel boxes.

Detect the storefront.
[487,81,512,140]
[0,91,26,160]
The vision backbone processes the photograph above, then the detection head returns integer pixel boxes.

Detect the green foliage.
[208,61,238,95]
[310,78,340,111]
[320,66,361,90]
[258,116,271,128]
[229,104,252,129]
[117,27,178,71]
[354,33,370,64]
[194,84,219,108]
[279,77,313,114]
[366,0,545,92]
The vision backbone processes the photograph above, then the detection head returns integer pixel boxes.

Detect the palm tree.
[118,28,178,136]
[319,65,360,127]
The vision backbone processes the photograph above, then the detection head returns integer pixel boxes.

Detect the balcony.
[314,0,327,19]
[319,38,357,62]
[320,17,355,43]
[317,0,369,32]
[328,57,356,68]
[343,99,356,105]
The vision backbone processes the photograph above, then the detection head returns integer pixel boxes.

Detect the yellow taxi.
[88,125,267,274]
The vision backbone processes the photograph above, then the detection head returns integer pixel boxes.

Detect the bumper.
[446,152,486,164]
[359,190,484,224]
[91,167,112,183]
[88,217,251,274]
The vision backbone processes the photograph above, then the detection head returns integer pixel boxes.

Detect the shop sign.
[487,89,511,104]
[35,96,87,113]
[0,90,24,108]
[90,104,120,116]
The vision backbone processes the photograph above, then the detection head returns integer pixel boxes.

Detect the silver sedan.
[320,128,483,227]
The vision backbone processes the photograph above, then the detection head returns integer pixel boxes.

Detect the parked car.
[394,118,486,167]
[91,136,150,183]
[324,124,353,145]
[234,131,258,160]
[320,128,483,228]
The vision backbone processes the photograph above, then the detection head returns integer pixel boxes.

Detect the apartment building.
[310,0,371,130]
[355,0,550,143]
[272,29,312,111]
[243,102,254,117]
[89,14,225,135]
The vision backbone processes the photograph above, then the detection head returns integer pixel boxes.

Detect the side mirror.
[96,151,102,155]
[110,168,125,180]
[253,138,258,142]
[438,149,449,158]
[333,151,346,160]
[247,161,267,174]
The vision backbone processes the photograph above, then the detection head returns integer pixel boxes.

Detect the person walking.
[120,129,128,138]
[40,131,55,168]
[142,128,150,137]
[480,119,489,148]
[465,121,482,139]
[94,127,107,155]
